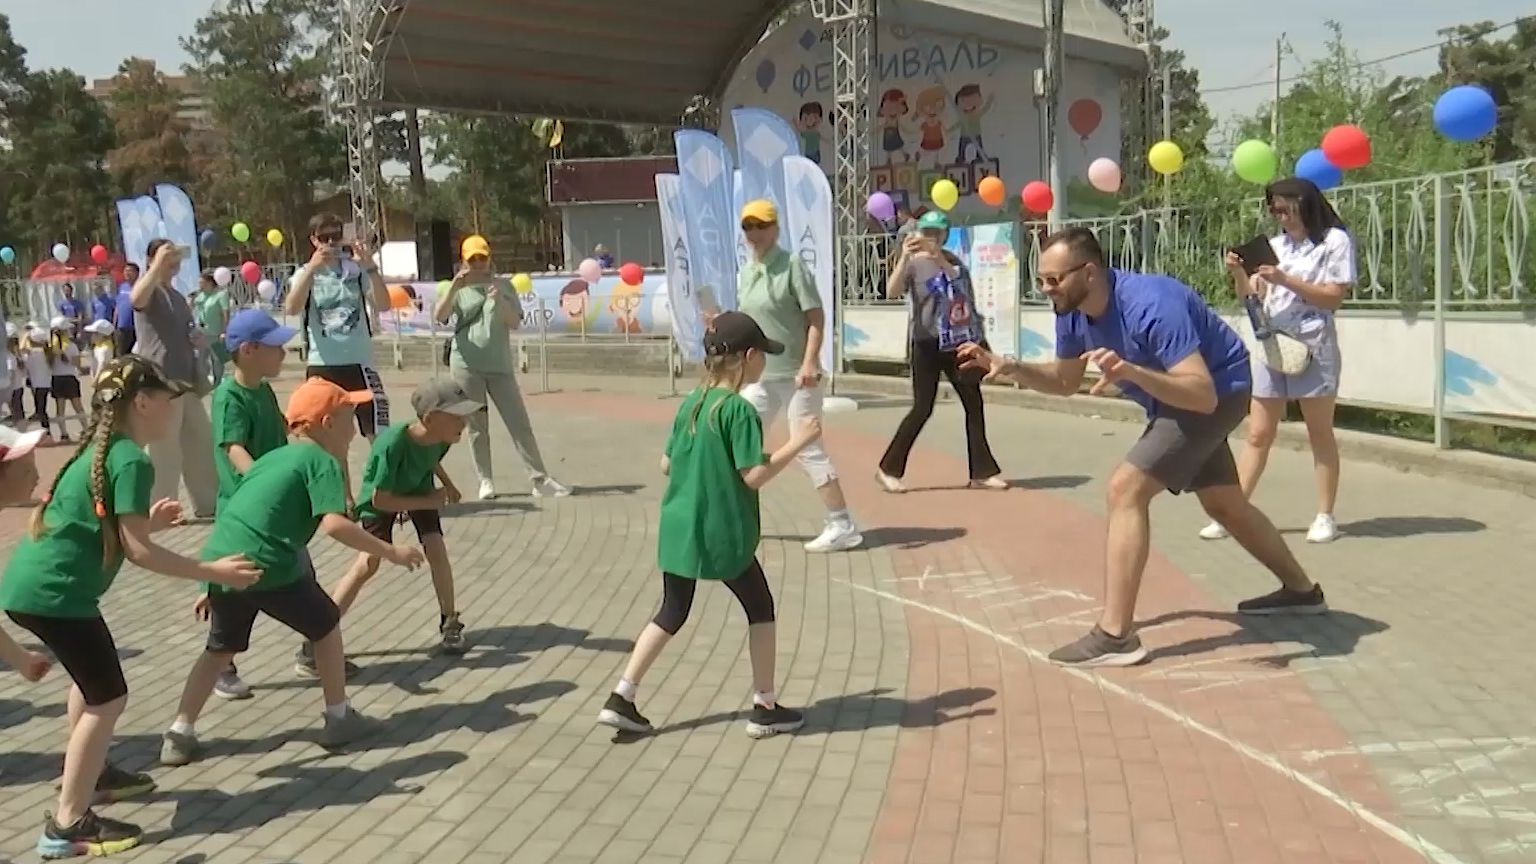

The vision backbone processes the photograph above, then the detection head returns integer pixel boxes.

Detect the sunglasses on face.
[741,220,775,232]
[1268,203,1295,217]
[316,231,344,244]
[1036,260,1090,288]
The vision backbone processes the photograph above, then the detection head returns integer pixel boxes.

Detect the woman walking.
[1200,177,1354,544]
[876,210,1005,492]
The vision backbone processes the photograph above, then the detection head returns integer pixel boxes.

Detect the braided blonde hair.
[687,353,748,434]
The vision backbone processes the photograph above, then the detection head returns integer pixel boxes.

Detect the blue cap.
[225,309,296,353]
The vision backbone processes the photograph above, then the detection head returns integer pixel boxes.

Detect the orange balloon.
[387,284,412,310]
[977,176,1006,208]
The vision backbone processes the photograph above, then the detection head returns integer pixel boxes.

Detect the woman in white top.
[1202,177,1354,544]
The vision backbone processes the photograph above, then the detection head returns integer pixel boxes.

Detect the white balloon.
[51,243,69,264]
[213,266,233,287]
[256,279,276,301]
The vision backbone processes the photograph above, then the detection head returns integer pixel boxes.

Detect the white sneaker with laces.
[875,471,906,493]
[1198,521,1229,540]
[477,479,496,501]
[534,477,572,498]
[1306,513,1339,543]
[805,520,863,553]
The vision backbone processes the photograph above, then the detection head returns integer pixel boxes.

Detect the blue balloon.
[0,246,13,265]
[1295,148,1342,191]
[1434,85,1498,142]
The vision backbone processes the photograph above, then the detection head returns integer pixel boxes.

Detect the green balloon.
[1232,140,1278,185]
[231,222,251,243]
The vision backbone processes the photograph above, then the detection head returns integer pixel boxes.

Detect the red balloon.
[1321,124,1371,171]
[1068,99,1103,140]
[89,244,109,265]
[618,262,644,286]
[240,261,262,284]
[1021,181,1054,214]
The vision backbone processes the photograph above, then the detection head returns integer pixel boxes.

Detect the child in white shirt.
[46,317,84,442]
[20,326,52,438]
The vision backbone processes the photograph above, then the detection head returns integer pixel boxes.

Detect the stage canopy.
[370,0,1145,125]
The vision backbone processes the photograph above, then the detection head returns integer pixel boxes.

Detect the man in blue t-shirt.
[113,263,139,355]
[957,228,1324,667]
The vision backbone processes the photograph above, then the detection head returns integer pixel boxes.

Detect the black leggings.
[30,386,50,432]
[653,559,775,635]
[879,337,1000,480]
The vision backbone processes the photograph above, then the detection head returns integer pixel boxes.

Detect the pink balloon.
[1087,158,1122,194]
[240,261,262,284]
[577,258,602,284]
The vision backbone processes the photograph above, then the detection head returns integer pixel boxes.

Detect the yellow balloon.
[931,178,960,212]
[266,228,284,248]
[1148,140,1185,176]
[511,273,534,293]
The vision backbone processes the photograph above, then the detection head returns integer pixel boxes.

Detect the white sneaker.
[805,520,863,553]
[533,477,572,498]
[477,479,496,501]
[1306,514,1339,544]
[875,471,906,493]
[1198,521,1230,540]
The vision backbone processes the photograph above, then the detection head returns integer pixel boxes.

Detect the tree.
[424,114,548,236]
[105,58,194,196]
[1437,18,1536,162]
[4,68,115,250]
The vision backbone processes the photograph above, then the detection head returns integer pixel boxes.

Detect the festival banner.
[656,173,704,363]
[967,222,1018,357]
[731,169,750,273]
[731,107,797,253]
[674,130,738,312]
[781,156,836,373]
[377,273,672,338]
[116,196,164,273]
[154,184,203,296]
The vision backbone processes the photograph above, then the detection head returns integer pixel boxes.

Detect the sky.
[1,0,1528,128]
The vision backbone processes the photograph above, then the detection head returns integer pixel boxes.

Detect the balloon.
[1087,158,1122,193]
[511,273,534,294]
[1231,139,1279,185]
[239,261,262,284]
[619,262,644,286]
[266,228,284,248]
[387,284,412,310]
[755,59,776,93]
[0,246,13,265]
[213,266,232,287]
[1434,85,1498,142]
[1068,99,1103,140]
[865,191,896,223]
[199,228,216,250]
[577,258,602,284]
[1148,140,1184,176]
[51,243,69,264]
[1321,125,1371,171]
[930,178,960,212]
[1020,181,1054,214]
[256,279,276,302]
[231,222,250,243]
[90,244,109,265]
[976,176,1005,208]
[1295,148,1342,191]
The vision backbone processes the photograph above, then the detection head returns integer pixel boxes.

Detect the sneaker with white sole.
[320,707,383,750]
[1306,514,1339,543]
[477,479,496,501]
[1237,583,1327,615]
[804,520,863,553]
[1047,626,1149,667]
[969,476,1009,490]
[213,667,253,700]
[875,471,906,493]
[745,703,804,738]
[1198,521,1230,540]
[159,730,201,767]
[596,692,652,733]
[533,476,572,498]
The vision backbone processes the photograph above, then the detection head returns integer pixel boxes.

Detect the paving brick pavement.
[0,369,1531,863]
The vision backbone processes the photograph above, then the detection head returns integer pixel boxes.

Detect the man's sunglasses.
[315,231,344,244]
[741,220,776,232]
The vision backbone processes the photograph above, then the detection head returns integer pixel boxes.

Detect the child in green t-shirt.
[0,425,51,683]
[160,377,426,768]
[598,312,821,739]
[325,379,478,657]
[0,356,260,860]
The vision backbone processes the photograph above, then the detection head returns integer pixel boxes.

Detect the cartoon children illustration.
[914,86,948,167]
[795,102,825,165]
[877,88,909,166]
[950,83,996,164]
[559,279,591,323]
[608,281,644,335]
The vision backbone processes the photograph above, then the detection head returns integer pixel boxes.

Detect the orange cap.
[286,377,372,429]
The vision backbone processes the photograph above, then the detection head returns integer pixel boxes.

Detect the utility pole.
[1161,63,1171,210]
[1043,0,1066,226]
[1271,34,1285,158]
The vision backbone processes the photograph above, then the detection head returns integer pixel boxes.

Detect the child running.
[598,311,818,738]
[160,377,425,768]
[0,425,51,683]
[0,355,260,860]
[48,317,85,442]
[320,379,477,660]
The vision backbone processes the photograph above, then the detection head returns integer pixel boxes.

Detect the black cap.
[703,311,784,357]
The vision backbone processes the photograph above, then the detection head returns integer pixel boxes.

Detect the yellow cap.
[461,234,491,261]
[739,199,778,225]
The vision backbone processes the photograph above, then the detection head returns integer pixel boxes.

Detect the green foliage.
[105,58,195,196]
[1438,18,1536,163]
[4,68,115,250]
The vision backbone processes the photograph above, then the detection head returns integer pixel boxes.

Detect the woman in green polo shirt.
[597,312,820,740]
[0,356,260,860]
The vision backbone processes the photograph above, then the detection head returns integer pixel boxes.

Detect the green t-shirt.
[198,291,232,362]
[0,437,154,617]
[211,375,287,512]
[657,388,765,580]
[355,422,451,521]
[737,247,821,381]
[201,441,347,593]
[448,279,520,374]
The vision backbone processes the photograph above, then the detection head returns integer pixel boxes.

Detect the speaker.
[415,219,453,281]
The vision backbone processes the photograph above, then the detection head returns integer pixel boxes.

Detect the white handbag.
[1241,317,1312,376]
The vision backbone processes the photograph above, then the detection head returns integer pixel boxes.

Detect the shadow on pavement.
[861,526,967,550]
[1137,608,1390,666]
[446,500,535,516]
[1336,515,1486,539]
[901,475,1091,493]
[571,483,647,497]
[0,696,65,731]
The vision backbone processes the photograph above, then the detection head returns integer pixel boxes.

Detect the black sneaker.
[94,762,156,804]
[596,692,652,733]
[294,644,361,680]
[1048,626,1149,667]
[1237,584,1327,615]
[439,614,467,656]
[37,809,142,859]
[745,703,804,739]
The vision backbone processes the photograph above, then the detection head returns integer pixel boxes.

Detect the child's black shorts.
[6,611,126,706]
[360,509,443,543]
[207,566,340,654]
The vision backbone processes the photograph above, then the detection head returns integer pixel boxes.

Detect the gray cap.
[411,379,484,417]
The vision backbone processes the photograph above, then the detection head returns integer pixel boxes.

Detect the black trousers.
[879,337,1000,480]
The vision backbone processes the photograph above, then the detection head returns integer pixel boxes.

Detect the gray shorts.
[1127,391,1250,494]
